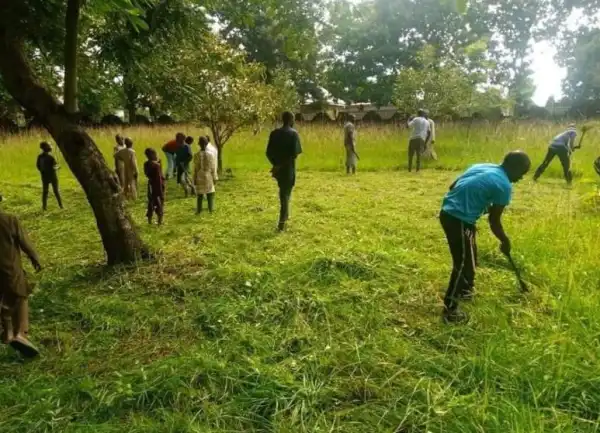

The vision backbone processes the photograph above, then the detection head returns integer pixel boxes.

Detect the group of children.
[112,132,220,224]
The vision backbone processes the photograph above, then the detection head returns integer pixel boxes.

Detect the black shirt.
[37,153,57,180]
[266,126,302,185]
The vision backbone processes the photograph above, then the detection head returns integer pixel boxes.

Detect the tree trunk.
[210,124,224,174]
[64,0,80,114]
[0,29,150,265]
[217,144,223,174]
[124,72,137,123]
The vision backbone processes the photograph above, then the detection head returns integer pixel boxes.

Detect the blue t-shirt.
[442,163,512,225]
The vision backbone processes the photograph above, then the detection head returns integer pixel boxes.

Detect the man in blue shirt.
[440,151,531,323]
[533,125,579,184]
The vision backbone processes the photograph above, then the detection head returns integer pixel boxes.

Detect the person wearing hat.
[533,124,579,184]
[0,194,42,358]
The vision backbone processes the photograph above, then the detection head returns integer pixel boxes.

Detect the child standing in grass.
[0,194,42,358]
[115,138,139,200]
[143,148,165,225]
[193,137,218,213]
[36,141,63,211]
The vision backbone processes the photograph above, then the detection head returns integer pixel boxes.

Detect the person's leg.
[1,303,13,344]
[533,148,556,180]
[197,194,204,214]
[147,194,154,224]
[51,177,63,209]
[42,180,49,210]
[9,297,38,358]
[207,193,215,213]
[440,213,472,321]
[278,184,292,230]
[352,165,356,175]
[408,141,415,172]
[416,139,422,172]
[556,149,572,183]
[462,226,477,299]
[165,153,173,179]
[156,197,164,225]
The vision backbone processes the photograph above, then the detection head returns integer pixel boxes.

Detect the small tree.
[150,37,298,172]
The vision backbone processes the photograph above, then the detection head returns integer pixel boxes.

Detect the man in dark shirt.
[36,142,63,211]
[266,112,303,231]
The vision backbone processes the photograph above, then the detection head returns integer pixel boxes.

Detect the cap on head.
[568,123,576,129]
[124,137,133,148]
[417,109,427,117]
[282,111,294,125]
[502,150,531,183]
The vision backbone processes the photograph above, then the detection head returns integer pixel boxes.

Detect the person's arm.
[430,121,436,143]
[488,205,511,255]
[132,153,139,179]
[571,131,580,150]
[210,154,218,182]
[266,131,277,166]
[294,131,303,158]
[15,218,41,271]
[36,155,42,173]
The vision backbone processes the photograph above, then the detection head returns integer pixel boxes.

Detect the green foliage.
[147,35,298,156]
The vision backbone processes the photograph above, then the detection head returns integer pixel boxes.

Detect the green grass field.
[0,122,599,432]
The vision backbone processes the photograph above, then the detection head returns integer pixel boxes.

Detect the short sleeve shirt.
[442,163,512,225]
[550,129,577,152]
[408,117,430,141]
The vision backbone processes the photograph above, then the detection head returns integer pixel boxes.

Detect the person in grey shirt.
[407,109,430,172]
[533,124,579,184]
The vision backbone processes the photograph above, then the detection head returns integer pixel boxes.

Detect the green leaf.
[455,0,468,14]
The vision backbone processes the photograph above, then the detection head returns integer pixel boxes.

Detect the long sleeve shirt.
[266,126,303,185]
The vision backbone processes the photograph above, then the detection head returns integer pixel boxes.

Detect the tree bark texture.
[64,0,80,114]
[0,29,149,265]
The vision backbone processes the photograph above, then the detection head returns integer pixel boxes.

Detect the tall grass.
[0,122,599,432]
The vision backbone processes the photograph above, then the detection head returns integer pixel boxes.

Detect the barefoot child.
[193,137,218,213]
[143,149,165,225]
[0,194,42,357]
[36,142,63,211]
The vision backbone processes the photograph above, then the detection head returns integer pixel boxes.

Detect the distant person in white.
[407,109,430,172]
[423,111,437,160]
[205,135,219,173]
[343,116,358,174]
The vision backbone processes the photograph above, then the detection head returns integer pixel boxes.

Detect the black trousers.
[42,176,63,210]
[408,137,425,172]
[278,183,293,224]
[534,147,572,183]
[197,193,215,213]
[147,192,164,221]
[440,211,477,311]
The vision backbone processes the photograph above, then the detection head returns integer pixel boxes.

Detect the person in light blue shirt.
[533,125,579,184]
[439,151,531,324]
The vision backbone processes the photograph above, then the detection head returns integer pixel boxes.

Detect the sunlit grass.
[0,122,599,432]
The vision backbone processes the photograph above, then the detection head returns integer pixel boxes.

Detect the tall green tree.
[0,0,149,264]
